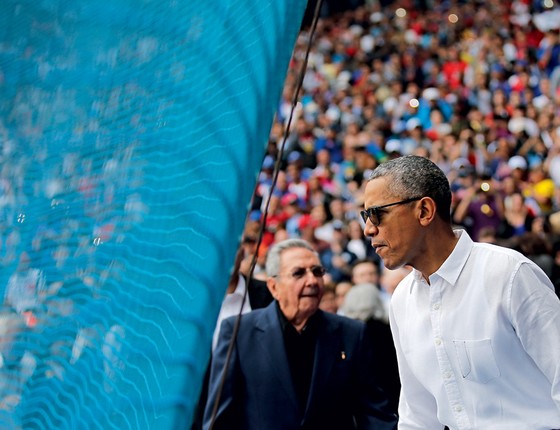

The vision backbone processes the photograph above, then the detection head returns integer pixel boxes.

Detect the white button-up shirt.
[390,229,560,429]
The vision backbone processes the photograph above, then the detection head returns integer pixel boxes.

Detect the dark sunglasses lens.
[360,210,367,223]
[311,266,325,277]
[372,209,379,226]
[292,268,306,279]
[291,267,325,279]
[361,208,378,226]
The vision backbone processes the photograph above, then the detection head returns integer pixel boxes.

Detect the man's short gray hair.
[265,238,317,278]
[369,155,452,222]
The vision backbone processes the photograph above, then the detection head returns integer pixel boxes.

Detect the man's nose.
[363,222,378,238]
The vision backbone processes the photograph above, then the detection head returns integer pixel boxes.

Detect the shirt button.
[433,303,441,310]
[435,338,442,346]
[443,371,452,379]
[455,405,463,412]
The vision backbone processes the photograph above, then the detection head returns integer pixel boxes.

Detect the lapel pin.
[341,351,346,360]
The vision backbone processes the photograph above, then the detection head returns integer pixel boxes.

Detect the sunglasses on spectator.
[277,265,326,280]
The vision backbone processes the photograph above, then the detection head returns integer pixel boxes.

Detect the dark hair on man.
[368,155,452,222]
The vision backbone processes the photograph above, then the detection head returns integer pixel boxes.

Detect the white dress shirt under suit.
[390,229,560,429]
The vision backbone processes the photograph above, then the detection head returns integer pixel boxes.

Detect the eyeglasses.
[360,197,422,226]
[277,265,326,280]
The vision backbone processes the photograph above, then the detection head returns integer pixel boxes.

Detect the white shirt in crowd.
[212,275,252,351]
[390,229,560,430]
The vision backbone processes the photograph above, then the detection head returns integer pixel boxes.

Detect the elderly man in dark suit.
[203,238,397,430]
[190,242,273,430]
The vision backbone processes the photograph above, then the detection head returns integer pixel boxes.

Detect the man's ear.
[267,277,278,299]
[418,197,437,226]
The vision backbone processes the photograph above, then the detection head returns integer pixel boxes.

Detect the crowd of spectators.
[247,0,560,296]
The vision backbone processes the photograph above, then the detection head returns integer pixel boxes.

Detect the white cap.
[508,155,528,170]
[370,12,383,23]
[422,87,440,101]
[406,117,421,131]
[385,139,401,153]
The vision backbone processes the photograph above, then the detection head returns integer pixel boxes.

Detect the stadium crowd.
[245,0,560,298]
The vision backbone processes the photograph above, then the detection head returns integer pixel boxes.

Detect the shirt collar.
[431,229,473,286]
[411,229,473,286]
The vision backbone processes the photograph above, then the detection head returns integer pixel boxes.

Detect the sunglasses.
[278,265,326,280]
[360,197,422,226]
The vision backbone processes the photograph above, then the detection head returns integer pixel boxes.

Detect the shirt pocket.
[453,339,500,384]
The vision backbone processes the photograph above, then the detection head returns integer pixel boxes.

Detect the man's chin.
[299,300,320,314]
[380,258,404,271]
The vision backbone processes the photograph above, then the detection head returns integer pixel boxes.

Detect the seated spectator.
[453,176,505,241]
[319,222,357,282]
[347,218,381,263]
[512,231,554,280]
[334,280,352,315]
[350,258,381,288]
[522,163,555,215]
[498,191,536,238]
[319,283,337,314]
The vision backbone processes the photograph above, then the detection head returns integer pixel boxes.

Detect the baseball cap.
[508,155,528,171]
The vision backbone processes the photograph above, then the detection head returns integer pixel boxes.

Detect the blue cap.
[287,151,302,163]
[249,210,262,222]
[262,155,274,169]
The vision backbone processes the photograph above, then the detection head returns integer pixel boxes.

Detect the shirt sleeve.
[508,261,560,411]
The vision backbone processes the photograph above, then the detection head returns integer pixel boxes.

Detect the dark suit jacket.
[190,276,273,430]
[203,302,398,430]
[365,318,401,415]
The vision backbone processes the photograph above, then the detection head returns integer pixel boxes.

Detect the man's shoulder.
[474,240,525,257]
[471,241,537,272]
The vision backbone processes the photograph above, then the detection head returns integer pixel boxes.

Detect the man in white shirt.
[212,273,252,350]
[361,155,560,429]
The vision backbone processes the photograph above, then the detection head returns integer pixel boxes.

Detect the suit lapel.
[254,303,300,411]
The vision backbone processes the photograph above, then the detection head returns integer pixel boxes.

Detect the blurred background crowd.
[1,0,560,425]
[242,0,560,305]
